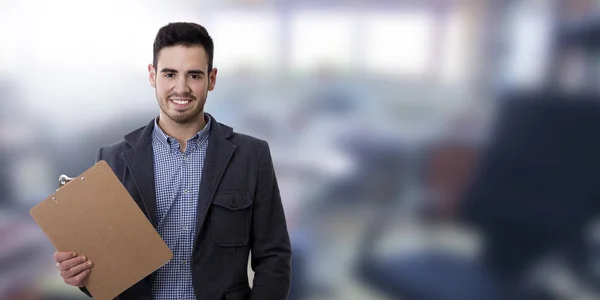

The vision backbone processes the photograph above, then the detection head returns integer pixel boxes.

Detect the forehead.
[156,45,208,70]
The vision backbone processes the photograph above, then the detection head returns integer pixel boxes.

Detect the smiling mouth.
[170,98,193,105]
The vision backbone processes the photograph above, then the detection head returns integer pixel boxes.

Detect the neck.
[157,112,207,152]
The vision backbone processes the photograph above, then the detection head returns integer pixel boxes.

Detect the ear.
[148,64,156,88]
[208,68,218,91]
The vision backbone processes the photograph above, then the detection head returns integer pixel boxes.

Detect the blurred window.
[290,11,356,73]
[210,10,280,71]
[440,9,468,84]
[363,11,434,76]
[500,1,553,88]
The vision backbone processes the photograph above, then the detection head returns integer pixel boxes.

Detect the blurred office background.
[3,0,600,299]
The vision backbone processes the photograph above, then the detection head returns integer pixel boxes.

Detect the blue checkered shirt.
[151,115,211,300]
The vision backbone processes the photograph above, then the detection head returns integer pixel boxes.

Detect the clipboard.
[30,160,173,300]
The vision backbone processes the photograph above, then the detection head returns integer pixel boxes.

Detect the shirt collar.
[153,114,212,149]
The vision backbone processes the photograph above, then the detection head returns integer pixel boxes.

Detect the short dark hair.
[152,22,214,72]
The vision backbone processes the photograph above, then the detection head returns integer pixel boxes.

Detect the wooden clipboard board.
[29,160,173,300]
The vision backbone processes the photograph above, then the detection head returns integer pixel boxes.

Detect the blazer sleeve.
[95,147,104,163]
[249,141,292,300]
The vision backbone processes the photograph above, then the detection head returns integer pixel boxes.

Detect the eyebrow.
[160,68,205,75]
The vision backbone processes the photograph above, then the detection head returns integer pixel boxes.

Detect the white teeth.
[172,100,190,105]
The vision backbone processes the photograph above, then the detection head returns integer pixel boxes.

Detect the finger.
[61,260,93,279]
[58,255,87,271]
[54,251,76,263]
[64,269,90,287]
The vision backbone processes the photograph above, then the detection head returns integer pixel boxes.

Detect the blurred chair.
[354,90,600,300]
[462,90,600,278]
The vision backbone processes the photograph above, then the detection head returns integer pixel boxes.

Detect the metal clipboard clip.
[57,174,74,190]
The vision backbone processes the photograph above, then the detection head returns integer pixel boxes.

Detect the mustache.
[168,93,196,99]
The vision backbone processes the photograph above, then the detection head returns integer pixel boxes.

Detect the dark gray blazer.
[81,113,291,300]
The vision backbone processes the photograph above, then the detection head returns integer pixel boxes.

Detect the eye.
[190,74,201,80]
[164,73,175,78]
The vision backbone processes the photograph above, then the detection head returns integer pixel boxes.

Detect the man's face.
[148,45,217,125]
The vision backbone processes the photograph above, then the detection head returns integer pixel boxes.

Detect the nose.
[174,76,191,94]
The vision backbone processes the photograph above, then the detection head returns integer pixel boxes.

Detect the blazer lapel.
[117,115,235,244]
[194,122,236,248]
[121,121,158,228]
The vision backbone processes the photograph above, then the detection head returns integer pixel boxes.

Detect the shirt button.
[183,189,188,194]
[182,226,189,230]
[182,260,187,265]
[183,155,187,161]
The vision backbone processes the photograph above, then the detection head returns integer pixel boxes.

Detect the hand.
[54,251,93,287]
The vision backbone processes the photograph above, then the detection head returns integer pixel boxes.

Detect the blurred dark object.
[558,13,600,51]
[462,90,600,279]
[355,89,600,300]
[547,12,600,92]
[0,153,12,207]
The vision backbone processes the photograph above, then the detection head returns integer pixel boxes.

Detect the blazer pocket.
[211,192,253,247]
[225,285,251,300]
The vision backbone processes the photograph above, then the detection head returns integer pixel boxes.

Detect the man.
[53,22,292,300]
